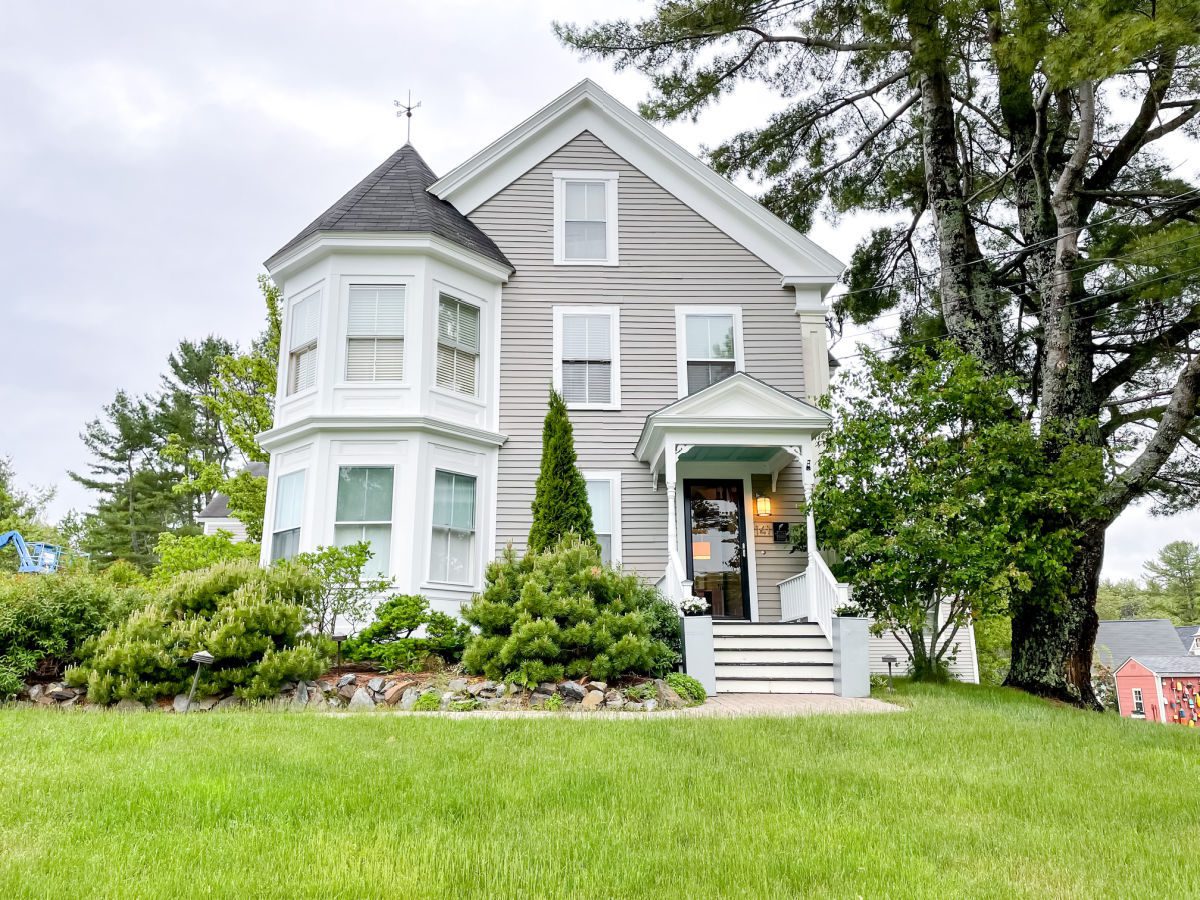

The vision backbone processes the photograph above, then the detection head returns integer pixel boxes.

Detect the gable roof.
[265,144,511,271]
[429,79,845,284]
[198,462,269,519]
[1095,619,1187,669]
[1178,625,1200,648]
[1121,655,1200,676]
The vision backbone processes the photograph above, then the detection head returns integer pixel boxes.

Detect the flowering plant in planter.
[679,596,710,616]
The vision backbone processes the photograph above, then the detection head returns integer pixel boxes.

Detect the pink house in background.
[1114,656,1200,726]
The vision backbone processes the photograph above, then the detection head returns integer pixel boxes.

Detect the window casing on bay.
[436,295,480,396]
[333,466,394,578]
[346,285,405,382]
[429,470,476,584]
[287,292,321,394]
[270,471,305,562]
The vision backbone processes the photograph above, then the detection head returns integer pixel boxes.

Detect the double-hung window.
[555,308,619,408]
[430,470,476,584]
[287,292,321,394]
[677,308,743,396]
[1131,688,1145,716]
[436,295,480,396]
[583,472,621,565]
[346,285,405,381]
[333,466,393,578]
[270,471,305,562]
[554,171,618,265]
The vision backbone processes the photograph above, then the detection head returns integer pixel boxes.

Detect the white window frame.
[332,465,395,579]
[435,293,481,398]
[582,470,622,565]
[552,306,621,410]
[343,283,407,384]
[553,170,619,266]
[269,469,305,562]
[1131,687,1145,716]
[286,289,322,397]
[674,305,746,398]
[428,469,477,586]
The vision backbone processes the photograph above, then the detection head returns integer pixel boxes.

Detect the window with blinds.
[346,285,405,382]
[560,312,614,406]
[270,470,305,562]
[333,466,394,578]
[436,296,480,396]
[684,313,737,395]
[287,293,320,394]
[563,181,608,261]
[430,470,476,583]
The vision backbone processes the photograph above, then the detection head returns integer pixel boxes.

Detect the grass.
[0,682,1196,899]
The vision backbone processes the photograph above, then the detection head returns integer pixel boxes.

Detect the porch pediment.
[634,373,831,471]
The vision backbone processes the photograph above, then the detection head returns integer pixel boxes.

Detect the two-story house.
[258,81,876,693]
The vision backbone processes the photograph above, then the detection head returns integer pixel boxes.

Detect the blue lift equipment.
[0,531,64,573]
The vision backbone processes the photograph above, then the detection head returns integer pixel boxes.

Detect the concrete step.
[715,678,836,694]
[712,621,824,638]
[713,635,830,651]
[714,648,833,664]
[715,663,833,679]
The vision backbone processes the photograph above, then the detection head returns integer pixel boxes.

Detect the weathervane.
[394,91,421,143]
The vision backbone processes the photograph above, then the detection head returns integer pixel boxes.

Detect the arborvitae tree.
[528,390,596,554]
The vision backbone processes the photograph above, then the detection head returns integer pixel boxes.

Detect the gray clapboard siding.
[749,471,807,622]
[867,607,980,683]
[470,131,807,580]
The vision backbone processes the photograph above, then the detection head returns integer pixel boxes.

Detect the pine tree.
[528,390,596,554]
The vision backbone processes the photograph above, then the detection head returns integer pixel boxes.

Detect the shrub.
[528,389,596,554]
[67,560,327,704]
[413,691,441,711]
[292,543,393,636]
[449,698,479,711]
[342,594,471,671]
[461,537,677,687]
[666,672,706,705]
[152,532,260,582]
[0,570,148,697]
[625,682,657,702]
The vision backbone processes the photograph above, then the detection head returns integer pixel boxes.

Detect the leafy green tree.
[293,543,394,636]
[813,344,1101,679]
[151,532,260,582]
[1144,541,1200,622]
[558,0,1200,705]
[1095,579,1158,621]
[528,389,595,554]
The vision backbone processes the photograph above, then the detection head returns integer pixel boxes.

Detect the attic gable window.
[287,291,321,395]
[346,285,405,382]
[553,170,619,265]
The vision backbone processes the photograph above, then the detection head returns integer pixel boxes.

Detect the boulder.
[537,682,558,695]
[448,678,469,694]
[51,685,77,702]
[654,679,686,709]
[27,684,44,703]
[338,681,358,701]
[529,692,553,708]
[215,696,243,710]
[588,681,608,694]
[644,699,658,712]
[172,694,192,713]
[292,682,310,707]
[115,698,146,712]
[367,676,386,693]
[60,694,79,709]
[467,680,496,697]
[348,687,375,709]
[604,690,624,709]
[624,701,644,712]
[336,673,356,689]
[195,696,220,711]
[581,690,604,710]
[383,683,408,706]
[558,681,586,701]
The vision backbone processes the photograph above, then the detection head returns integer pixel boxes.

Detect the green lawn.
[0,683,1195,899]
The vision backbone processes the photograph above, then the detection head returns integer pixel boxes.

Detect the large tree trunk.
[1007,528,1105,708]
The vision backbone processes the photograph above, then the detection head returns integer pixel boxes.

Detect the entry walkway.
[680,693,902,717]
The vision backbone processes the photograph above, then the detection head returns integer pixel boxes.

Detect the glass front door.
[684,479,750,619]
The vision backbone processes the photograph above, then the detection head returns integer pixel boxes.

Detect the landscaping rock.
[604,690,624,709]
[643,699,658,712]
[215,696,242,710]
[367,676,386,693]
[529,692,553,708]
[336,674,356,689]
[537,682,557,695]
[654,679,686,709]
[196,696,220,711]
[115,698,146,712]
[399,688,419,710]
[467,680,496,697]
[50,685,77,701]
[624,702,644,712]
[27,685,43,703]
[558,681,586,701]
[60,694,79,708]
[348,687,375,710]
[383,683,408,705]
[292,682,310,707]
[172,694,192,713]
[581,690,604,710]
[588,681,608,694]
[448,678,469,694]
[338,681,358,701]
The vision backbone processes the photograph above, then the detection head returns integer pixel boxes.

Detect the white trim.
[581,470,623,565]
[266,233,512,285]
[338,277,413,387]
[674,305,745,399]
[429,79,844,281]
[259,415,506,452]
[1131,687,1145,716]
[552,305,621,410]
[426,467,479,588]
[553,170,619,266]
[741,472,760,623]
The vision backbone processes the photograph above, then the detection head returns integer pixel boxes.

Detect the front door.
[683,479,750,620]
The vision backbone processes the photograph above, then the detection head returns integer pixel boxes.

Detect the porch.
[634,373,863,695]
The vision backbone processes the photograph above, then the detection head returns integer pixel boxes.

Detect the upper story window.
[346,285,405,382]
[430,470,476,584]
[553,170,619,266]
[334,466,393,578]
[436,295,480,396]
[287,292,321,395]
[554,307,620,409]
[270,470,305,562]
[584,472,621,565]
[676,306,744,396]
[1131,687,1145,716]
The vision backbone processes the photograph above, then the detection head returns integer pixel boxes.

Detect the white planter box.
[832,616,870,698]
[682,615,716,695]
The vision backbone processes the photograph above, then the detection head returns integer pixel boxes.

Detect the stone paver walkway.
[679,692,902,717]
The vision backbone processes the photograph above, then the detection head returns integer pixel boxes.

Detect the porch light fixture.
[754,494,772,517]
[692,541,711,561]
[184,650,215,712]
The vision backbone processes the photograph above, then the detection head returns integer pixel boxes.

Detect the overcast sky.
[1,1,1195,580]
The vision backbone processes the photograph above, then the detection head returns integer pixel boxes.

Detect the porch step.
[714,663,833,679]
[715,649,832,664]
[714,635,829,651]
[715,678,836,694]
[713,622,824,638]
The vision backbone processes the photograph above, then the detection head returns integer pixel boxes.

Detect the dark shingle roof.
[199,462,269,519]
[265,144,511,270]
[1095,619,1187,669]
[1127,655,1200,676]
[1176,625,1200,648]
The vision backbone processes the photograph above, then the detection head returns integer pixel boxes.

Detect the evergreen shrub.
[342,594,471,672]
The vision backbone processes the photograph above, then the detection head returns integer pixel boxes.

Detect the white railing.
[660,549,693,608]
[778,552,850,642]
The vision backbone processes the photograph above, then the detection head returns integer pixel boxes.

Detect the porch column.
[801,453,818,556]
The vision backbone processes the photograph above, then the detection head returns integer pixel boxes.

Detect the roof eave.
[265,232,514,284]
